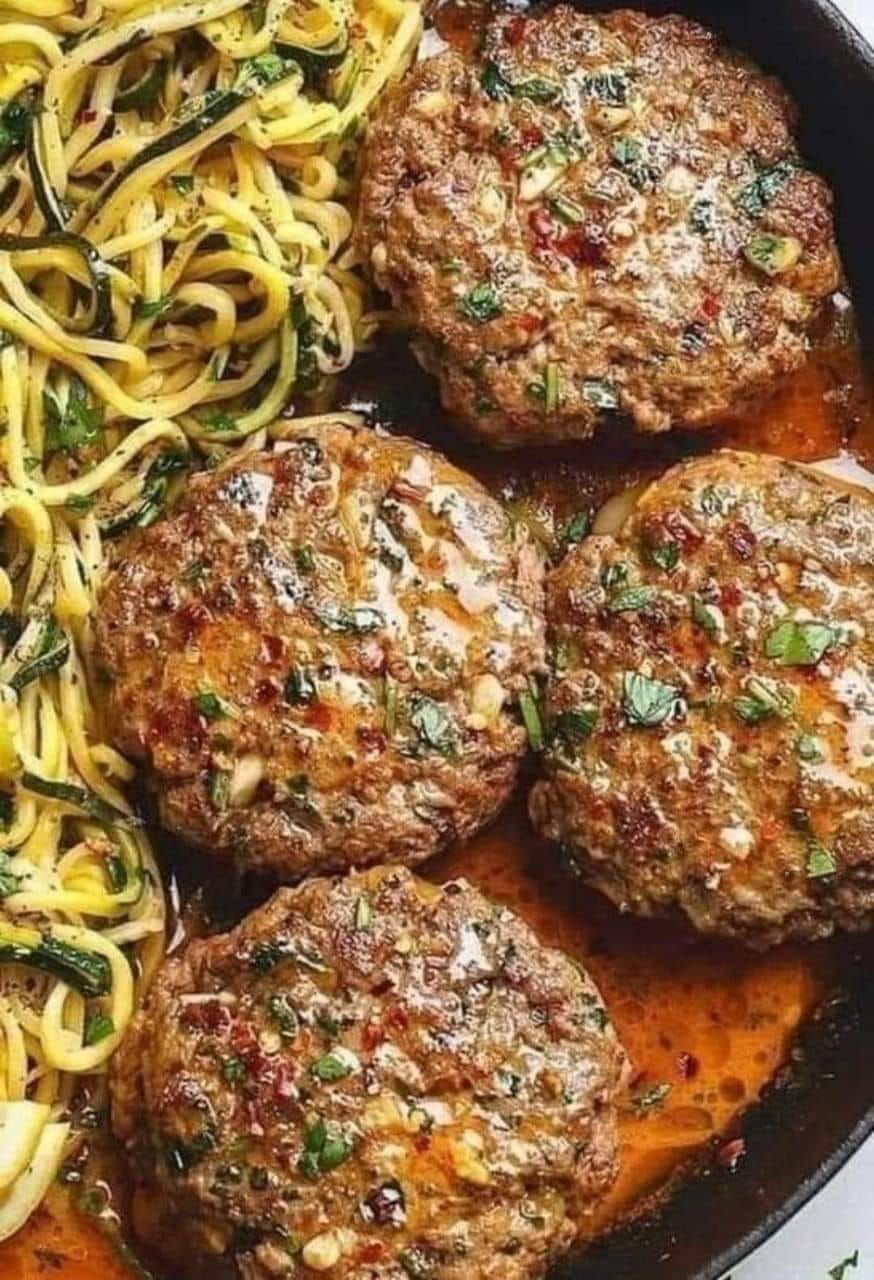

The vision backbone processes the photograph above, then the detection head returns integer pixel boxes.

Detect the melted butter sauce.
[3,286,873,1280]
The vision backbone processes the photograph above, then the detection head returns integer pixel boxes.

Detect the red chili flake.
[273,1060,295,1104]
[529,207,555,242]
[254,679,278,705]
[517,312,541,334]
[78,109,98,124]
[362,1021,384,1052]
[371,979,393,997]
[717,1136,747,1171]
[520,124,544,149]
[556,227,607,268]
[177,600,211,642]
[357,726,387,755]
[181,1000,230,1033]
[305,702,333,730]
[720,582,743,608]
[385,1003,409,1033]
[413,1133,431,1153]
[663,509,704,552]
[148,702,205,752]
[357,1243,386,1265]
[260,635,283,664]
[699,293,722,321]
[505,15,527,44]
[726,521,757,561]
[760,818,779,844]
[676,1052,700,1080]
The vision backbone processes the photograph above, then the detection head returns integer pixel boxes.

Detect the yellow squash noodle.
[0,0,423,1236]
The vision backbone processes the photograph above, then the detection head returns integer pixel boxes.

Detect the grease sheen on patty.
[529,451,874,947]
[358,7,841,447]
[94,423,545,879]
[111,867,626,1280]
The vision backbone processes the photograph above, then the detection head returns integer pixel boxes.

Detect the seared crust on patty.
[529,451,874,947]
[94,423,545,879]
[358,7,841,447]
[111,867,626,1280]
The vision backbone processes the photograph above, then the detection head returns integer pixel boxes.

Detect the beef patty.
[529,451,874,947]
[111,867,626,1280]
[94,423,545,879]
[358,7,842,447]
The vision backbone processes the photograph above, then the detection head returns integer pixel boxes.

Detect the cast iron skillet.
[350,3,874,1277]
[556,3,874,1275]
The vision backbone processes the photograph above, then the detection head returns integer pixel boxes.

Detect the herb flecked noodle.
[0,0,422,1237]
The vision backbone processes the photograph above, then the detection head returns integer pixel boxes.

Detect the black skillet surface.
[334,3,874,1277]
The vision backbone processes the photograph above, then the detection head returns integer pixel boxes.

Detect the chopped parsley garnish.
[293,545,316,573]
[691,596,720,637]
[765,620,834,667]
[610,136,661,190]
[584,70,631,106]
[311,1051,354,1082]
[194,690,234,721]
[608,585,656,614]
[312,603,384,634]
[171,174,195,195]
[733,676,794,725]
[408,695,458,757]
[267,993,299,1039]
[688,199,715,236]
[829,1252,860,1280]
[582,378,619,411]
[44,379,102,453]
[480,60,562,104]
[622,672,681,728]
[221,1054,246,1084]
[699,484,736,516]
[0,100,31,155]
[298,1119,352,1177]
[560,509,592,550]
[518,682,543,752]
[458,282,504,324]
[806,839,837,880]
[643,538,680,573]
[795,734,824,763]
[0,852,21,898]
[735,158,797,219]
[632,1081,672,1111]
[284,666,317,705]
[602,562,629,591]
[83,1013,115,1046]
[549,707,598,747]
[208,769,230,810]
[135,295,174,320]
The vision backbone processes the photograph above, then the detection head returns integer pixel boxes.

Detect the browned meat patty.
[94,422,545,879]
[528,451,874,947]
[111,866,626,1280]
[358,7,842,448]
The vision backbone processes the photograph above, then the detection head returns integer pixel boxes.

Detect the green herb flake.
[795,734,824,763]
[560,509,592,550]
[208,768,230,810]
[806,839,837,880]
[311,1051,353,1083]
[44,379,102,454]
[171,174,195,195]
[643,539,680,573]
[293,545,316,573]
[135,295,173,320]
[409,695,458,757]
[829,1252,860,1280]
[268,993,299,1039]
[765,620,834,667]
[0,852,21,898]
[194,690,234,721]
[608,585,656,614]
[549,707,598,747]
[519,683,543,753]
[298,1119,352,1178]
[83,1012,115,1046]
[284,667,317,705]
[458,282,504,324]
[736,158,797,219]
[691,596,720,637]
[221,1054,247,1084]
[582,378,619,411]
[622,671,681,728]
[688,199,715,236]
[632,1081,672,1111]
[733,676,794,725]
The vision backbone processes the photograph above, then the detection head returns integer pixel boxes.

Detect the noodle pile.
[0,0,421,1236]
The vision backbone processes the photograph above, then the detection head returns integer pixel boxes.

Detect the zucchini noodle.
[0,0,423,1237]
